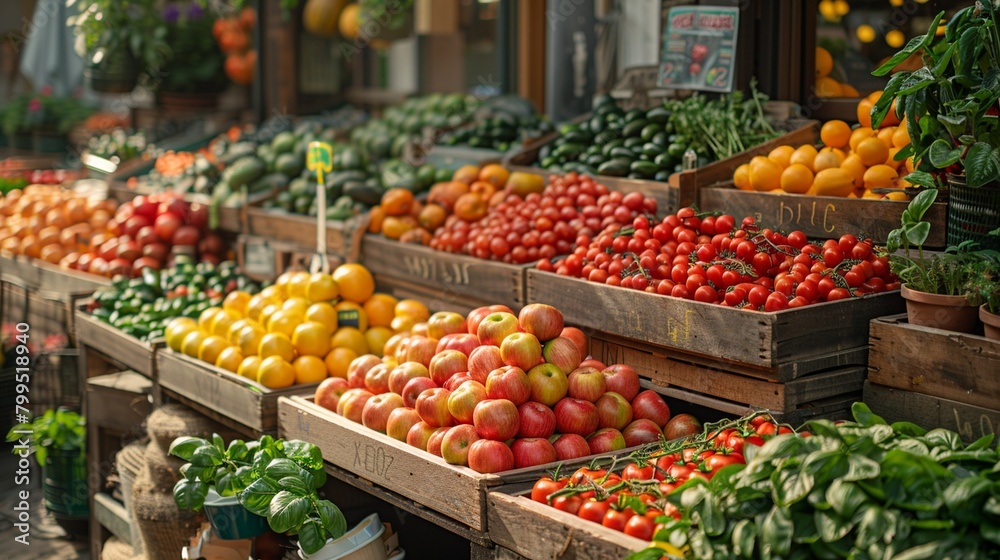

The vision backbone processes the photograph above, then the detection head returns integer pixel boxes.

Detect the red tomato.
[624,514,656,540]
[578,500,612,523]
[531,477,568,504]
[552,495,584,515]
[706,452,745,471]
[756,422,777,436]
[622,463,655,481]
[570,467,608,486]
[602,508,635,532]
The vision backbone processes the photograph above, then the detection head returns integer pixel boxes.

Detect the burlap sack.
[141,439,186,491]
[100,536,147,560]
[131,471,203,560]
[145,404,237,449]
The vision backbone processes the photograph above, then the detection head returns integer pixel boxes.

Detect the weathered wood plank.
[245,208,368,262]
[278,396,500,532]
[362,235,529,310]
[93,494,133,547]
[868,315,1000,410]
[373,274,483,316]
[864,381,999,445]
[487,489,648,560]
[75,306,159,378]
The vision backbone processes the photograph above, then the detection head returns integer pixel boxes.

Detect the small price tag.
[244,241,276,278]
[307,141,334,274]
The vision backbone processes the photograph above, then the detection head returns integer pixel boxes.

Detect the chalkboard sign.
[657,6,740,93]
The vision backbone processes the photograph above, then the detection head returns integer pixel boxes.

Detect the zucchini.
[630,160,658,178]
[622,119,649,138]
[597,158,631,177]
[221,156,266,189]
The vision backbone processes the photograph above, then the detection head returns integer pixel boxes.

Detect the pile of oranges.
[163,263,432,389]
[733,90,910,200]
[0,186,118,264]
[815,47,860,98]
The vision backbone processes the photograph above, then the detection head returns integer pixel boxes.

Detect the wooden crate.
[0,252,110,294]
[868,314,1000,411]
[361,235,530,310]
[487,486,648,560]
[107,181,268,235]
[245,205,368,262]
[863,381,999,445]
[236,235,347,283]
[74,304,160,379]
[527,269,903,379]
[157,349,317,436]
[373,275,484,316]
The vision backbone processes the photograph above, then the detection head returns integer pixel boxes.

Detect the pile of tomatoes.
[539,194,899,310]
[529,414,797,541]
[429,173,657,264]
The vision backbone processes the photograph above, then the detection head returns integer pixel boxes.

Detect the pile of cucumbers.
[350,93,478,161]
[87,258,260,342]
[438,95,555,152]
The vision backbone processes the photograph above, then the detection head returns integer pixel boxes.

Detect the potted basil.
[965,245,1000,338]
[872,2,1000,251]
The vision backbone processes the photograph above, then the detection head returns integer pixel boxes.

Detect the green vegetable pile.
[632,403,1000,560]
[87,129,153,162]
[350,93,478,161]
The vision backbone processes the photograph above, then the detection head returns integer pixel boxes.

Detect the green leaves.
[851,402,887,428]
[268,491,312,534]
[168,436,206,461]
[760,506,793,557]
[964,142,1000,188]
[315,500,347,540]
[888,188,938,253]
[173,479,209,510]
[239,477,280,517]
[927,139,963,168]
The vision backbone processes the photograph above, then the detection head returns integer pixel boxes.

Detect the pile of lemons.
[164,263,431,389]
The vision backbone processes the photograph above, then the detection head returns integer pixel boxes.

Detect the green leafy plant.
[0,96,28,136]
[872,2,1000,188]
[628,403,1000,560]
[69,0,171,75]
[5,409,86,466]
[360,0,414,31]
[169,434,347,555]
[158,4,228,94]
[965,230,1000,312]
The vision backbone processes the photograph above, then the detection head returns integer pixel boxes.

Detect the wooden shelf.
[93,493,133,548]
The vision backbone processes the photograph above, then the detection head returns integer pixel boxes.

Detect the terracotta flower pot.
[900,284,980,333]
[981,304,1000,341]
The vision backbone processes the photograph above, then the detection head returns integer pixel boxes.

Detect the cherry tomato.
[578,500,612,523]
[570,467,608,486]
[552,495,584,515]
[531,477,569,504]
[623,514,656,540]
[756,422,777,436]
[786,230,808,249]
[823,247,844,268]
[765,291,789,311]
[706,452,745,471]
[602,508,635,532]
[622,462,655,481]
[838,234,858,254]
[827,287,851,301]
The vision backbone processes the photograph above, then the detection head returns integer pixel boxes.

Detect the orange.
[267,309,302,337]
[215,346,244,373]
[812,168,855,197]
[840,83,861,97]
[335,301,369,332]
[305,302,339,332]
[198,307,222,333]
[260,303,282,329]
[856,137,890,167]
[815,47,833,78]
[292,321,332,357]
[892,124,910,148]
[380,188,415,217]
[282,297,311,317]
[820,120,851,149]
[246,294,274,322]
[813,148,844,173]
[332,264,375,304]
[390,315,416,334]
[394,299,430,322]
[260,285,284,302]
[849,127,875,152]
[166,318,197,352]
[417,203,447,231]
[227,319,253,343]
[306,272,339,303]
[293,355,329,384]
[840,154,867,188]
[733,164,752,190]
[331,327,369,356]
[479,164,510,187]
[364,326,394,357]
[182,330,207,357]
[285,271,311,299]
[236,324,266,357]
[780,164,814,194]
[257,356,295,389]
[767,145,794,169]
[324,347,358,378]
[237,356,262,380]
[453,164,481,184]
[905,156,916,174]
[885,190,908,201]
[748,157,782,192]
[863,165,899,189]
[363,293,398,328]
[259,332,296,362]
[815,77,842,98]
[274,272,295,297]
[887,147,905,170]
[368,205,386,234]
[857,97,875,129]
[211,309,241,339]
[198,335,230,365]
[789,145,818,169]
[223,291,251,317]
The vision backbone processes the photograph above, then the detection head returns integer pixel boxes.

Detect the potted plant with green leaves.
[70,0,170,93]
[169,434,348,555]
[5,408,89,534]
[887,188,986,332]
[29,90,94,153]
[872,1,1000,251]
[965,237,1000,338]
[156,3,229,109]
[1,95,32,150]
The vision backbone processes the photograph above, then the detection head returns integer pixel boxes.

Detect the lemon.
[260,285,284,302]
[286,271,311,299]
[258,332,296,363]
[215,346,244,373]
[198,307,222,333]
[267,309,303,337]
[364,326,394,357]
[198,335,229,365]
[257,356,295,389]
[237,324,266,357]
[181,330,207,357]
[292,322,332,357]
[282,297,310,317]
[306,272,339,302]
[211,309,241,339]
[223,291,251,317]
[305,302,339,332]
[246,294,273,322]
[165,318,197,352]
[330,327,369,356]
[237,356,262,381]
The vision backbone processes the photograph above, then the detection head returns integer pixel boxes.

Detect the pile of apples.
[314,303,700,474]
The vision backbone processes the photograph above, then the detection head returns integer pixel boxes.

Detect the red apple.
[526,363,568,406]
[441,424,480,466]
[427,311,467,340]
[511,438,557,469]
[314,377,350,412]
[517,303,564,342]
[426,428,448,457]
[631,390,671,428]
[153,211,181,242]
[579,358,607,370]
[467,439,514,474]
[401,377,438,408]
[362,363,392,394]
[485,366,531,405]
[361,393,404,433]
[467,304,514,336]
[142,242,168,262]
[388,362,430,395]
[623,419,664,447]
[603,364,641,401]
[595,392,633,430]
[116,240,142,262]
[394,336,414,363]
[336,388,374,423]
[405,336,439,367]
[500,332,542,371]
[108,258,133,278]
[587,428,626,454]
[552,433,592,461]
[443,372,473,392]
[415,387,455,427]
[436,333,480,357]
[447,380,487,424]
[473,399,519,441]
[517,401,557,438]
[553,398,599,436]
[386,407,423,441]
[567,366,607,403]
[664,414,702,441]
[347,355,382,389]
[477,312,520,347]
[560,327,589,359]
[123,215,151,238]
[411,323,430,338]
[429,349,468,386]
[541,337,582,375]
[405,421,439,451]
[468,345,504,384]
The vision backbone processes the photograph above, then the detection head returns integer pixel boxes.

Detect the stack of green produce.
[350,93,477,161]
[631,403,1000,560]
[536,85,778,180]
[87,258,260,341]
[438,95,555,152]
[87,129,154,163]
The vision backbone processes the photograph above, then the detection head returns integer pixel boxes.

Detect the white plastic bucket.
[297,513,387,560]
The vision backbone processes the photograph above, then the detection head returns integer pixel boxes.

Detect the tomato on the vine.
[531,476,568,504]
[578,500,612,523]
[551,495,584,515]
[602,508,635,531]
[624,514,656,540]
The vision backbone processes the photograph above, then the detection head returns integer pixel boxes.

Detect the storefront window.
[814,0,966,98]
